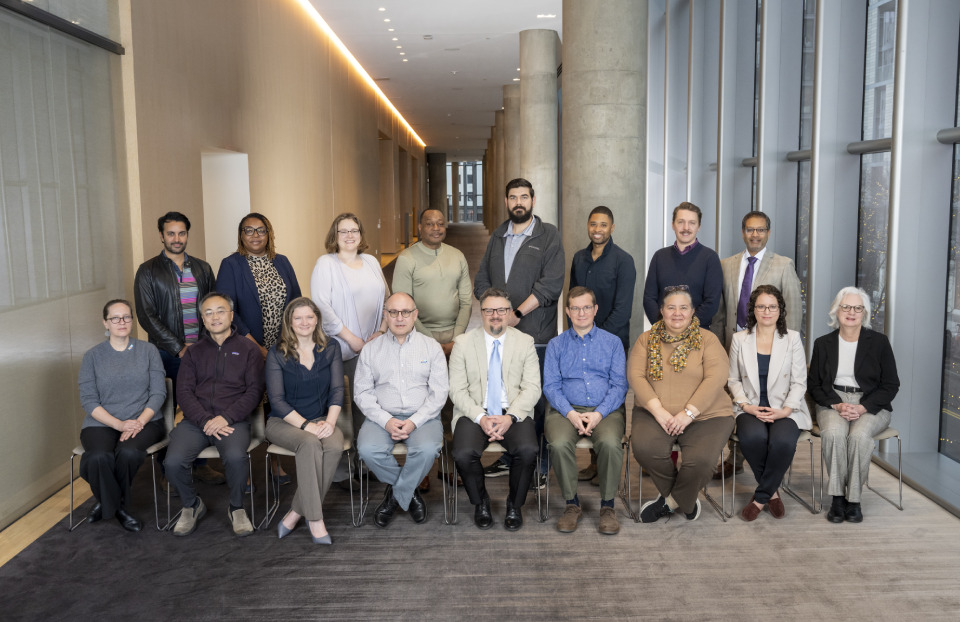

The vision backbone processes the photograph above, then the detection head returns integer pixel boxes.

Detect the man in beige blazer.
[713,211,803,478]
[449,288,541,531]
[712,211,803,349]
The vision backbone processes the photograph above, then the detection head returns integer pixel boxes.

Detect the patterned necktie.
[737,256,758,329]
[486,339,502,416]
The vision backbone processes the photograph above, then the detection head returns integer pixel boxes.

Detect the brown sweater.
[628,328,733,421]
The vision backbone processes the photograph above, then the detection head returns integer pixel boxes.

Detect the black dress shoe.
[474,498,493,530]
[116,508,142,532]
[409,489,427,524]
[374,486,400,528]
[88,502,103,523]
[826,495,846,523]
[845,501,863,523]
[504,504,523,531]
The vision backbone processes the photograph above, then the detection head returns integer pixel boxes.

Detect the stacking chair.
[811,422,903,511]
[443,442,543,525]
[67,379,176,531]
[541,435,634,521]
[355,438,452,526]
[261,376,358,528]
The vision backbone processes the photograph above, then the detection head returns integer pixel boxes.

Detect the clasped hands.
[385,418,417,441]
[654,408,693,437]
[741,403,793,423]
[566,411,602,436]
[833,402,867,421]
[119,419,145,442]
[303,420,337,440]
[203,415,234,440]
[480,414,513,441]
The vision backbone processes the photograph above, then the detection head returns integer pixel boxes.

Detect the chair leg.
[538,436,548,523]
[151,454,180,530]
[440,441,457,525]
[782,438,818,514]
[67,454,84,532]
[346,450,361,528]
[866,435,904,510]
[355,457,370,527]
[617,439,638,522]
[700,450,728,522]
[260,453,281,530]
[246,452,257,529]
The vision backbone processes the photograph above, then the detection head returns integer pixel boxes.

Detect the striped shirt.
[173,257,200,344]
[353,328,448,429]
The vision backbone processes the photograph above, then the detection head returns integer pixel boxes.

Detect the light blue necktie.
[486,340,502,416]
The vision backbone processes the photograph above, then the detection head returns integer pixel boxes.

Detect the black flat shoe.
[504,504,523,531]
[409,489,427,524]
[474,498,493,530]
[845,501,863,523]
[116,509,142,532]
[374,486,399,528]
[88,503,103,523]
[826,495,846,523]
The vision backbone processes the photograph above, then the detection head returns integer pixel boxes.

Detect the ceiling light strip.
[294,0,425,147]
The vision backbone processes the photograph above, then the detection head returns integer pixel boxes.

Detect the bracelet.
[300,420,309,430]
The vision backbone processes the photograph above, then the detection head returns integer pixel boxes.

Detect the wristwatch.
[300,420,310,430]
[508,414,519,423]
[684,408,696,420]
[514,309,523,319]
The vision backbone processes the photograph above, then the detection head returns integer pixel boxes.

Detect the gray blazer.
[727,328,812,430]
[712,250,803,349]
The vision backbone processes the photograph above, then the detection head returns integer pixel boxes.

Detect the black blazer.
[808,328,900,414]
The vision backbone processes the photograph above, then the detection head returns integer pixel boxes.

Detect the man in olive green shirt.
[392,208,473,356]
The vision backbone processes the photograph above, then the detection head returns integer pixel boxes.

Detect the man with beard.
[135,211,224,486]
[449,288,541,531]
[473,178,564,486]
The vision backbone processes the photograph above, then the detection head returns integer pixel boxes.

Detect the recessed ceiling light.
[378,7,386,11]
[396,45,402,49]
[384,18,391,22]
[512,78,520,81]
[537,14,556,19]
[402,58,408,62]
[399,52,405,55]
[388,28,395,32]
[392,37,398,41]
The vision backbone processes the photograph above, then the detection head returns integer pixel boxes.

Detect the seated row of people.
[77,282,898,537]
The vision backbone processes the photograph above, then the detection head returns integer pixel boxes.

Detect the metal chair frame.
[541,435,634,521]
[443,441,543,525]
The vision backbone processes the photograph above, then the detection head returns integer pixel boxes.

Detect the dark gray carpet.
[2,443,960,620]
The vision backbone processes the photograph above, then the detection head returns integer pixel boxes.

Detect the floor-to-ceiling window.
[795,0,815,341]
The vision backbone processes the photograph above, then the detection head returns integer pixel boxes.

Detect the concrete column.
[482,152,489,226]
[494,110,505,225]
[502,84,521,183]
[427,152,447,215]
[562,0,647,340]
[450,161,461,223]
[520,29,561,227]
[486,129,497,230]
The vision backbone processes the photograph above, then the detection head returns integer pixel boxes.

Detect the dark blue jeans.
[736,414,801,504]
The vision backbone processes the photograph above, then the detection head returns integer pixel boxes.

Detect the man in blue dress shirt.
[543,287,628,535]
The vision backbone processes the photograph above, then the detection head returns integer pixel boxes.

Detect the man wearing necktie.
[712,211,803,478]
[449,288,541,530]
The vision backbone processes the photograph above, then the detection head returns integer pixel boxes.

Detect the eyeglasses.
[106,315,133,324]
[754,305,779,312]
[568,304,595,314]
[337,228,361,236]
[242,226,267,237]
[838,304,865,313]
[202,308,230,318]
[481,307,510,317]
[386,309,416,318]
[744,227,769,234]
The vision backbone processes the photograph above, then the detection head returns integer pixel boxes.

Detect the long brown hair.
[277,297,328,360]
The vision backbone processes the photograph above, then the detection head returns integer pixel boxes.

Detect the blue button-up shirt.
[543,325,628,418]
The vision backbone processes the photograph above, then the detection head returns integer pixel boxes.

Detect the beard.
[508,207,532,225]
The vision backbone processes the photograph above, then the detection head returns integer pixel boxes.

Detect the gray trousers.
[817,389,891,503]
[545,405,624,502]
[266,417,344,521]
[357,415,443,510]
[164,419,250,509]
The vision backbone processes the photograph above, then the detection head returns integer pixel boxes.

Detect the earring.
[105,330,110,337]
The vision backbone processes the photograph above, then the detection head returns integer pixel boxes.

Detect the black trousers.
[79,420,164,517]
[736,414,801,504]
[452,417,537,508]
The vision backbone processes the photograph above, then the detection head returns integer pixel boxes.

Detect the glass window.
[940,144,960,463]
[856,0,898,332]
[795,0,816,339]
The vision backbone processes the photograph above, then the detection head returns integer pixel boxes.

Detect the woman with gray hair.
[808,286,900,523]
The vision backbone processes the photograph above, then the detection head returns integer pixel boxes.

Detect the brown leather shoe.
[556,504,582,533]
[767,495,786,519]
[739,497,763,522]
[598,507,620,535]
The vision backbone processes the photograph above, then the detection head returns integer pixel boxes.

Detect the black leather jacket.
[134,251,215,356]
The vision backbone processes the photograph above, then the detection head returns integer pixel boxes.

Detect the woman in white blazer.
[727,284,811,522]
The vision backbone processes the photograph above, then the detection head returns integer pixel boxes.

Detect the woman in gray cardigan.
[77,299,166,532]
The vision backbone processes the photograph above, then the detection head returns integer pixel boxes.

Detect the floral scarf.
[647,315,702,381]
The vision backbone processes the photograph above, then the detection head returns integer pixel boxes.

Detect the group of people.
[75,177,900,541]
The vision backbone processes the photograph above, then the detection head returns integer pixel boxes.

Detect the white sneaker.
[230,507,254,537]
[173,498,206,536]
